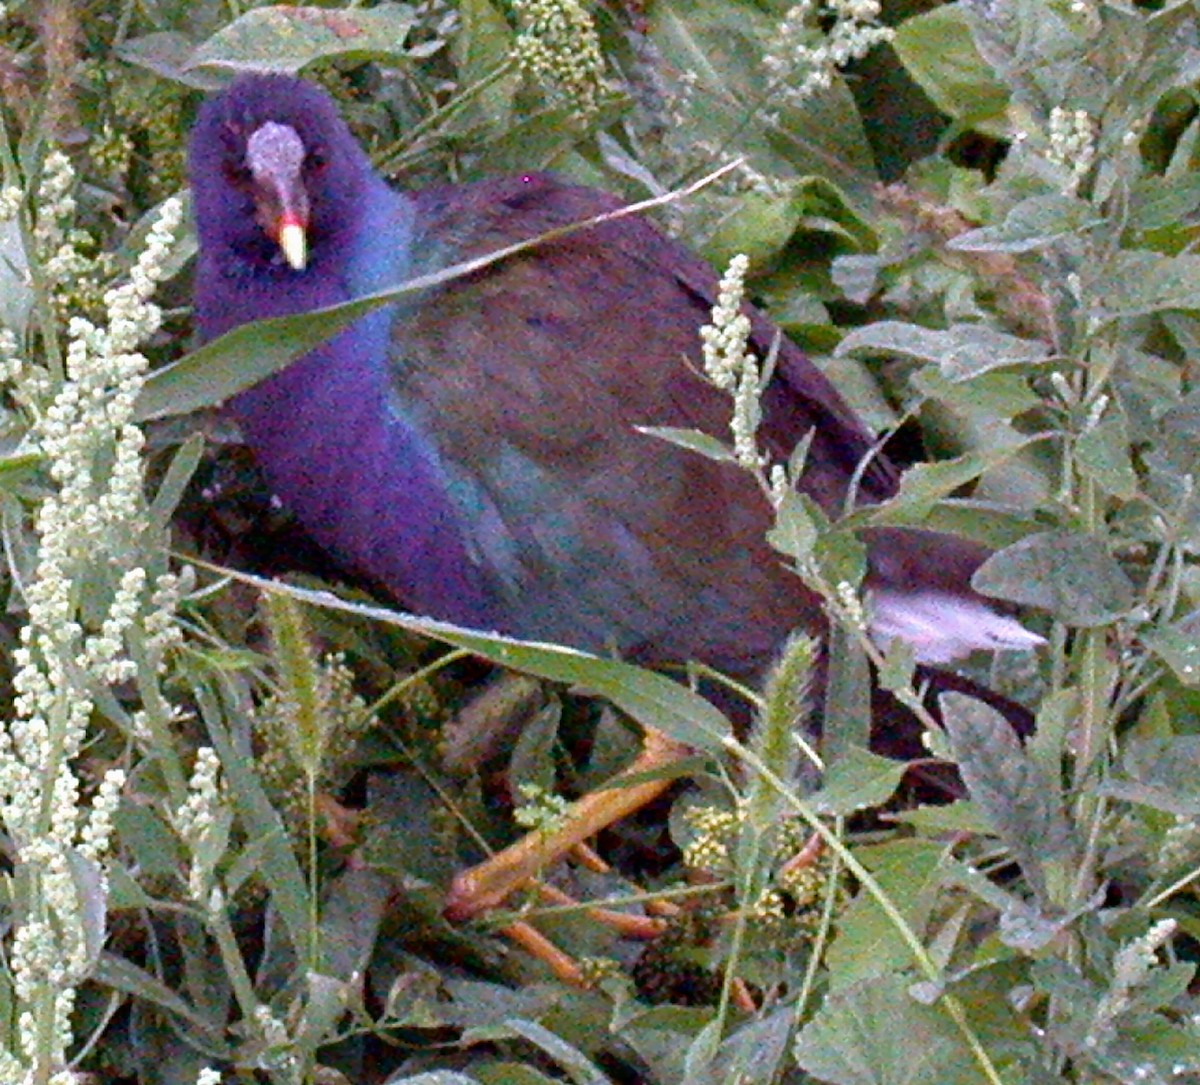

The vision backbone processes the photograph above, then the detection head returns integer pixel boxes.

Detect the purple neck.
[196,183,495,626]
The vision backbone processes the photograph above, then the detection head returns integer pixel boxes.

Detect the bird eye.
[222,160,252,186]
[306,150,328,173]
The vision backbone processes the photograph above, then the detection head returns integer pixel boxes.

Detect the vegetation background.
[0,0,1198,1082]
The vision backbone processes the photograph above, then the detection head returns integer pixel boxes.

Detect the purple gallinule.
[190,74,1041,927]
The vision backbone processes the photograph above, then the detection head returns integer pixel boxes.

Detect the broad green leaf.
[939,693,1073,901]
[1096,250,1200,318]
[1128,171,1200,233]
[701,177,872,274]
[949,194,1097,254]
[1142,623,1200,687]
[888,801,993,835]
[795,971,983,1085]
[453,0,519,134]
[198,566,732,752]
[1075,414,1138,499]
[296,972,353,1050]
[116,31,225,89]
[808,746,908,815]
[893,6,1009,136]
[867,451,1012,523]
[836,320,1049,380]
[912,368,1042,422]
[313,868,392,982]
[972,531,1136,626]
[712,1008,793,1085]
[766,489,821,564]
[1099,735,1200,816]
[702,186,806,272]
[826,841,945,988]
[187,4,418,75]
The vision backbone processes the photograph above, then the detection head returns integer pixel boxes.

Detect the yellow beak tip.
[279,222,307,270]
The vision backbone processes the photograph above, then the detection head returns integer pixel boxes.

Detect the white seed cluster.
[681,804,746,875]
[1086,919,1177,1049]
[175,747,224,902]
[0,152,183,1076]
[513,781,571,835]
[700,254,765,470]
[512,0,606,119]
[763,0,894,110]
[0,184,21,221]
[1155,814,1200,874]
[1047,107,1097,194]
[834,579,867,631]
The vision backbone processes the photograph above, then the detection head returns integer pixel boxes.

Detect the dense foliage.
[0,1,1198,1082]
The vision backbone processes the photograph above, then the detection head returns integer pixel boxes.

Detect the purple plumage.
[189,74,1041,682]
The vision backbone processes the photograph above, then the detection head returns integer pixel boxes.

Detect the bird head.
[189,73,369,274]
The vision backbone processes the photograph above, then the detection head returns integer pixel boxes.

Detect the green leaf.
[200,566,732,753]
[138,177,733,421]
[871,452,996,522]
[116,32,225,89]
[766,489,821,564]
[912,368,1042,422]
[186,4,418,75]
[1075,414,1138,499]
[893,6,1010,136]
[836,320,1049,380]
[703,187,805,271]
[808,746,908,815]
[636,426,736,464]
[795,971,986,1085]
[295,972,352,1050]
[1142,623,1200,687]
[191,679,315,963]
[649,0,878,203]
[939,692,1073,900]
[712,1008,793,1085]
[509,699,562,795]
[826,840,945,988]
[478,1065,560,1085]
[972,531,1136,626]
[0,215,32,334]
[95,954,221,1037]
[949,194,1098,254]
[1099,735,1200,816]
[1096,251,1200,318]
[315,868,392,981]
[486,1019,610,1085]
[453,0,519,134]
[148,433,205,530]
[821,624,871,769]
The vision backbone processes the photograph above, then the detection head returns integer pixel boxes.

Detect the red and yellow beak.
[276,211,308,271]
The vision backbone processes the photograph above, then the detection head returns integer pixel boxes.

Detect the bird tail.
[869,587,1046,664]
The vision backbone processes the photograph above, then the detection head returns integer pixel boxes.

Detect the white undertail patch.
[870,589,1045,664]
